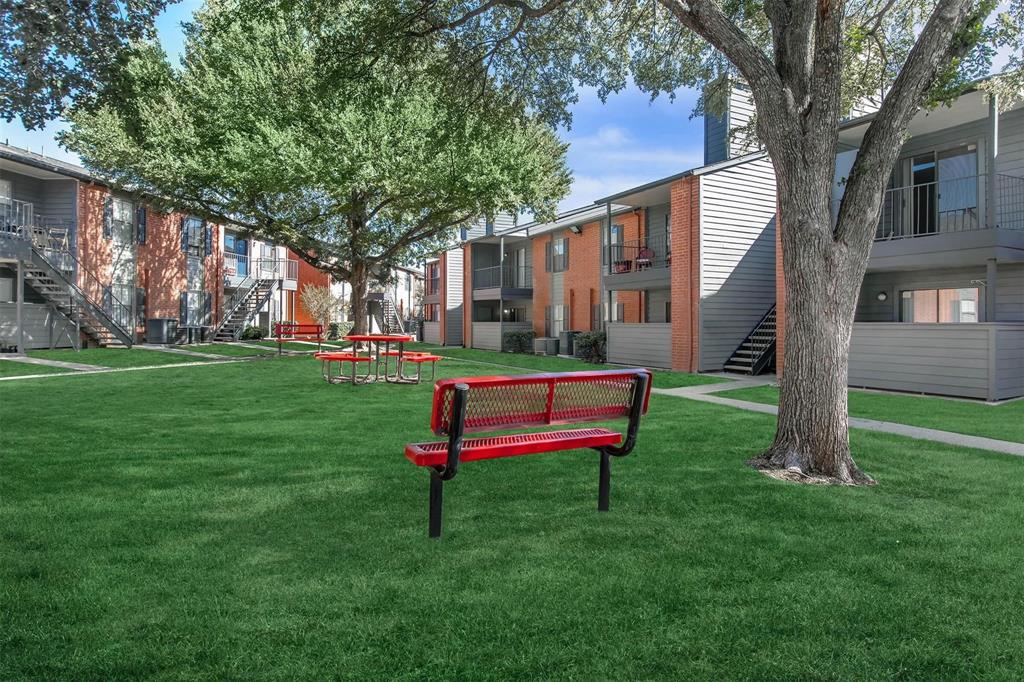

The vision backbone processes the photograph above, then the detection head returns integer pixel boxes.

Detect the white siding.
[423,321,441,345]
[698,156,777,371]
[607,323,672,368]
[471,322,501,350]
[0,302,77,349]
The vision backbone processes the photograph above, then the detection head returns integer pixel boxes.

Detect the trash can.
[559,330,582,357]
[146,318,178,344]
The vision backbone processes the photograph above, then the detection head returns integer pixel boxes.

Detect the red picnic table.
[344,333,416,384]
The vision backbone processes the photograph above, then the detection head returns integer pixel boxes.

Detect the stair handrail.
[215,260,281,339]
[725,303,776,375]
[28,243,135,346]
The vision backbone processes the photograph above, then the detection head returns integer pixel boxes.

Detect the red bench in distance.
[405,368,652,538]
[274,322,323,355]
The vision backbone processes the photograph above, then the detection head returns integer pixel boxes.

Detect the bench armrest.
[601,371,650,458]
[438,382,469,480]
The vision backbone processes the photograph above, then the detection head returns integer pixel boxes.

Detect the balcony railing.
[876,173,1024,240]
[425,275,440,296]
[224,253,298,282]
[472,264,532,289]
[608,233,671,274]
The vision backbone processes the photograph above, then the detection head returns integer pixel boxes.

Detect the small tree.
[62,2,570,334]
[300,284,345,330]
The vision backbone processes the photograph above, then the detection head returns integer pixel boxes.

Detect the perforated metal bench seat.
[314,352,371,362]
[405,427,622,467]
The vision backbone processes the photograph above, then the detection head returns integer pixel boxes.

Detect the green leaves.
[62,1,570,282]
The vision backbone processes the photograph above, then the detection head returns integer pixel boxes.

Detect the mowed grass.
[191,343,279,357]
[26,347,213,368]
[4,355,1024,679]
[413,343,727,389]
[718,384,1024,443]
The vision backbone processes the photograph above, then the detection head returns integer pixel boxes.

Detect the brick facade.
[293,252,332,327]
[670,176,700,371]
[563,220,602,331]
[531,237,550,337]
[463,244,472,347]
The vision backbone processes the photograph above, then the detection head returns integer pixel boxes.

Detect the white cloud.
[559,173,661,211]
[567,125,632,148]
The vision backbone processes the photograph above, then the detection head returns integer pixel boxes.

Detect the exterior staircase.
[724,304,776,375]
[22,244,134,348]
[367,293,405,334]
[213,277,278,341]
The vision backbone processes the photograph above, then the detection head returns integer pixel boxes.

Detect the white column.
[16,259,25,354]
[987,94,999,229]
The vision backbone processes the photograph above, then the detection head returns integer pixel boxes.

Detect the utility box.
[146,318,178,344]
[559,330,582,357]
[534,337,559,356]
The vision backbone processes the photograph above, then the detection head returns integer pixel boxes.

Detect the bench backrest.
[430,369,652,436]
[275,323,323,337]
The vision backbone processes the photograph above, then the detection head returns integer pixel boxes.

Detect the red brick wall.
[531,237,549,337]
[137,208,187,322]
[563,220,602,331]
[438,253,447,344]
[76,184,113,304]
[670,177,700,371]
[615,211,643,324]
[293,250,331,327]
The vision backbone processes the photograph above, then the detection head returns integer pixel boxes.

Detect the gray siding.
[645,203,670,242]
[850,322,1024,400]
[471,322,502,351]
[607,323,672,368]
[998,108,1024,180]
[423,321,441,345]
[698,156,777,371]
[0,302,77,349]
[646,288,671,323]
[857,264,1024,322]
[702,81,757,163]
[445,248,464,345]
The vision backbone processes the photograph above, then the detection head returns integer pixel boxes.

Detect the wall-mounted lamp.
[568,224,582,235]
[876,291,888,302]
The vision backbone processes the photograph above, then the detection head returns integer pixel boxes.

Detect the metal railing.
[608,233,671,274]
[472,264,532,289]
[224,252,250,277]
[425,275,440,296]
[876,173,1024,239]
[224,254,298,282]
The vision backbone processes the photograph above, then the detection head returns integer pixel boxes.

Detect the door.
[911,154,937,236]
[937,145,979,232]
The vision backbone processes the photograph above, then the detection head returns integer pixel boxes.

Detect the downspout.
[987,93,999,229]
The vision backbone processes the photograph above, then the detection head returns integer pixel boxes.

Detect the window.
[546,304,565,336]
[502,306,527,323]
[604,223,623,265]
[425,304,440,322]
[552,237,568,272]
[224,231,248,276]
[0,179,11,206]
[110,198,135,245]
[900,288,979,323]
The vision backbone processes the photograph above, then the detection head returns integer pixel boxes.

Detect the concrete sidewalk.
[0,355,101,371]
[655,381,1024,458]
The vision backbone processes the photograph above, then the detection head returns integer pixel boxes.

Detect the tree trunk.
[349,263,370,335]
[749,170,875,485]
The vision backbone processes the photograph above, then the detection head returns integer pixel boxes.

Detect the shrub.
[503,329,535,354]
[240,325,264,341]
[327,321,353,340]
[575,330,607,364]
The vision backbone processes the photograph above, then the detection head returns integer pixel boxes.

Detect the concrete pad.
[0,355,100,371]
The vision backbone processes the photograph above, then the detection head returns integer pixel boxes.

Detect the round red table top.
[343,334,414,343]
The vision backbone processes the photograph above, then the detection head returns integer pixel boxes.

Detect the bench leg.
[429,470,444,538]
[598,450,611,512]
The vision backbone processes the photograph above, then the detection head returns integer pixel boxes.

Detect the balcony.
[471,264,532,298]
[1,199,74,268]
[604,233,671,289]
[868,173,1024,270]
[223,253,299,288]
[424,275,440,299]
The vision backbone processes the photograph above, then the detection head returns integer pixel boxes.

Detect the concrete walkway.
[136,344,230,360]
[655,381,1024,458]
[0,355,101,371]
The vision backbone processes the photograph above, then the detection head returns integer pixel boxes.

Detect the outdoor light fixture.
[877,291,888,302]
[569,224,582,234]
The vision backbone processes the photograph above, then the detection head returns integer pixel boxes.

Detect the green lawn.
[412,344,727,389]
[251,339,350,352]
[0,359,76,377]
[4,357,1024,678]
[191,343,279,357]
[718,384,1024,443]
[26,347,212,368]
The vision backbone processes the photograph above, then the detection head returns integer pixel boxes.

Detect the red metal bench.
[405,368,652,538]
[274,322,324,355]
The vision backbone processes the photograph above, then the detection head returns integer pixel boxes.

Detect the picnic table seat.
[405,369,652,537]
[315,351,373,384]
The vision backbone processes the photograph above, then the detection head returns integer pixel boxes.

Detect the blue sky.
[0,0,705,213]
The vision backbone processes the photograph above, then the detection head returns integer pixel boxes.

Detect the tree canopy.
[61,0,570,329]
[2,0,178,129]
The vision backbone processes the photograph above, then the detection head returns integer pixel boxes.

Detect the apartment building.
[783,84,1024,400]
[0,144,311,351]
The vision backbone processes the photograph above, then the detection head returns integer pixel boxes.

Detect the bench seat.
[314,352,371,362]
[405,427,622,467]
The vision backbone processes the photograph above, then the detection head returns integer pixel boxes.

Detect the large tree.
[61,1,570,332]
[2,0,178,129]
[330,0,1021,484]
